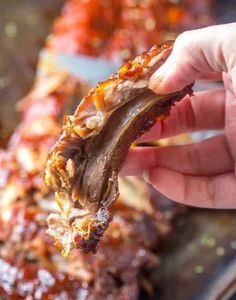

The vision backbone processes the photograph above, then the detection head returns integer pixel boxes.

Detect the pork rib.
[45,41,193,254]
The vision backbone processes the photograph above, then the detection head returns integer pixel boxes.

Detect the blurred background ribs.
[0,0,214,299]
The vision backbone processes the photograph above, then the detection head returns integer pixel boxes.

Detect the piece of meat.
[0,72,82,209]
[0,43,172,299]
[0,1,214,298]
[0,154,183,299]
[0,193,163,300]
[45,41,193,254]
[0,54,175,300]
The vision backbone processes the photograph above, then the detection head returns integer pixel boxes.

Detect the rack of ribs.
[47,0,214,61]
[0,0,213,298]
[0,70,176,298]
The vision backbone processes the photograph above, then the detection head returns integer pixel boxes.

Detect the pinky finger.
[145,167,236,209]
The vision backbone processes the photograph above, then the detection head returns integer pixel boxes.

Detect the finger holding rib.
[122,135,234,177]
[149,25,230,94]
[137,88,225,143]
[146,167,236,209]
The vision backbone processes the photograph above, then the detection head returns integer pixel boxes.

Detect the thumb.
[149,25,229,94]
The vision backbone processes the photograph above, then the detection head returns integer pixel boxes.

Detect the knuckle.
[179,96,195,130]
[205,177,216,208]
[186,144,202,173]
[174,30,200,57]
[225,114,236,160]
[186,99,196,130]
[231,67,236,90]
[182,176,189,205]
[175,31,193,48]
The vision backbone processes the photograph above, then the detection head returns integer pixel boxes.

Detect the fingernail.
[143,170,151,184]
[149,73,165,92]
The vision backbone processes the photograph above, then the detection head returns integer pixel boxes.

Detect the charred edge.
[78,215,112,254]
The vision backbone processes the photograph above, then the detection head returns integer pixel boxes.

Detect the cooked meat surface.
[45,41,193,254]
[0,71,170,299]
[0,0,214,298]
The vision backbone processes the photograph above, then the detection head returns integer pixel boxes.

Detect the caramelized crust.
[0,0,213,298]
[0,72,167,298]
[45,41,193,254]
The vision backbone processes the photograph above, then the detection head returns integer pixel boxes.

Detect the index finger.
[137,88,225,143]
[149,24,233,94]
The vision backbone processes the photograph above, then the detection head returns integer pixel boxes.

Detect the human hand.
[121,23,236,208]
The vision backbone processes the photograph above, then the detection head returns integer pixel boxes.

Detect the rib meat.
[0,71,170,299]
[45,41,193,254]
[0,0,213,298]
